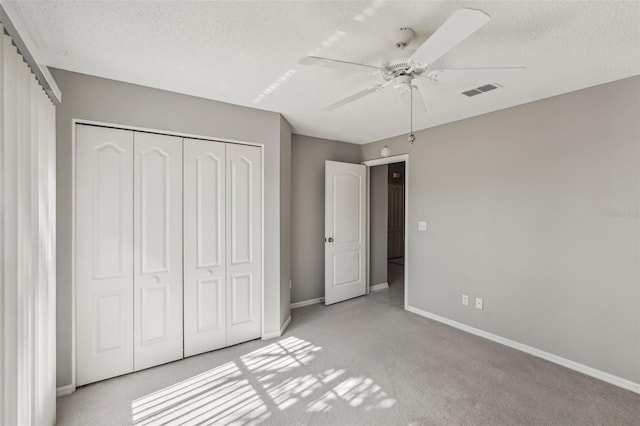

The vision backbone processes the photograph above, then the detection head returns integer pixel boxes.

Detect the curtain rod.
[0,1,61,103]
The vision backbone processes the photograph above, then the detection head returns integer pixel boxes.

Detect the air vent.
[462,83,499,97]
[477,84,498,92]
[462,89,482,97]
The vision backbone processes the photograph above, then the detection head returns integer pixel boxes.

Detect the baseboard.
[262,315,291,340]
[280,315,291,335]
[290,297,324,309]
[370,282,389,291]
[405,305,640,394]
[56,384,75,397]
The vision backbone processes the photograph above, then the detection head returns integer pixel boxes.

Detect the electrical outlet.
[475,297,483,310]
[462,294,469,306]
[418,221,427,231]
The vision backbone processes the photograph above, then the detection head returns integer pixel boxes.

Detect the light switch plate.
[475,297,483,310]
[418,221,427,231]
[462,294,469,306]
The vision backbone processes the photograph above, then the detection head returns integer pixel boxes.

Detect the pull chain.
[408,87,415,145]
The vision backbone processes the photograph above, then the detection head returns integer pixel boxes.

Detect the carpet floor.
[57,275,639,425]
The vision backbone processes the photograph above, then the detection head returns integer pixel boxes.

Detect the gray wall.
[51,68,291,388]
[361,76,640,383]
[370,165,388,286]
[291,134,361,303]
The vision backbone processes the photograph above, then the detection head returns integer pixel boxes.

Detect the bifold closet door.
[133,132,183,371]
[183,139,227,357]
[76,125,134,386]
[77,128,260,383]
[226,144,262,345]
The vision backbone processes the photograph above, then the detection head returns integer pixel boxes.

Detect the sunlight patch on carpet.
[131,336,396,425]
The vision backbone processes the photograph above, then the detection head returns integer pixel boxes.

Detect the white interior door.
[133,132,183,371]
[183,138,227,357]
[76,125,134,386]
[324,161,367,305]
[226,143,262,346]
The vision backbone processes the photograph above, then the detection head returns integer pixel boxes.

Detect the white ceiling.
[7,1,640,144]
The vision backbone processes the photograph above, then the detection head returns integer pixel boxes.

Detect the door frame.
[69,118,265,394]
[362,154,409,310]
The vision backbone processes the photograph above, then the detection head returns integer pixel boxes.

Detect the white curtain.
[0,23,57,426]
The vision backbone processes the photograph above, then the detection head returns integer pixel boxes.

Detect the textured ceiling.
[7,0,640,144]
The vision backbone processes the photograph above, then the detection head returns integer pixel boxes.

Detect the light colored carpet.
[370,262,404,309]
[57,281,639,425]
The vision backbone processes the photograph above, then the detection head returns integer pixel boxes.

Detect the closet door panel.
[226,144,262,346]
[76,125,134,386]
[134,132,183,371]
[183,138,226,357]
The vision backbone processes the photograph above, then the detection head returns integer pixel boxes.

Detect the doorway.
[367,157,408,309]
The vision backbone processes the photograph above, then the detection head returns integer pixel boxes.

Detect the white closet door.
[226,144,262,346]
[133,132,183,370]
[76,125,134,386]
[183,138,226,357]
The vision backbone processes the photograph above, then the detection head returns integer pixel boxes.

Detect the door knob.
[152,275,160,284]
[326,237,334,243]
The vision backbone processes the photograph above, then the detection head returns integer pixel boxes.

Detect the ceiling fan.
[299,8,524,113]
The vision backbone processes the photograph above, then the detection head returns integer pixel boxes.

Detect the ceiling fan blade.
[322,83,387,111]
[411,8,490,66]
[399,86,427,114]
[428,67,526,83]
[412,86,427,113]
[300,56,384,73]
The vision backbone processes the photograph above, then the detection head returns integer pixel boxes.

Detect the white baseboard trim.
[262,315,291,340]
[290,297,324,309]
[56,384,75,397]
[405,305,640,394]
[370,282,389,291]
[280,315,291,335]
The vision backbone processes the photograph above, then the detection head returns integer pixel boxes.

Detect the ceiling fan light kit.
[393,75,413,93]
[298,7,525,143]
